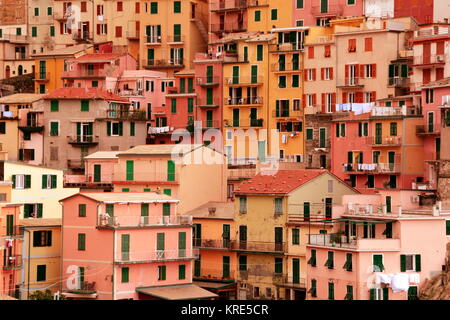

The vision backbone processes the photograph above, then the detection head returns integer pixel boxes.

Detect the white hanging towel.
[391,273,410,292]
[408,273,420,284]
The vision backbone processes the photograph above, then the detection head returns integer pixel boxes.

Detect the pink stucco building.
[60,192,217,300]
[306,191,447,300]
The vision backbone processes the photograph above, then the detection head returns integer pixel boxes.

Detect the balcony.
[288,212,332,225]
[113,170,179,183]
[98,215,192,229]
[270,62,301,72]
[196,120,222,130]
[63,173,114,186]
[372,136,402,146]
[34,72,51,82]
[415,26,450,38]
[387,77,410,87]
[194,268,236,281]
[416,124,439,136]
[142,59,184,69]
[196,76,220,86]
[67,135,99,146]
[18,119,44,133]
[272,110,293,118]
[225,96,263,106]
[227,167,257,180]
[269,42,304,52]
[144,35,163,45]
[67,159,85,169]
[105,109,147,120]
[115,248,199,264]
[336,78,364,88]
[370,105,421,117]
[167,35,186,44]
[224,118,264,128]
[0,34,29,44]
[413,54,446,66]
[0,110,19,120]
[117,89,144,97]
[343,162,401,174]
[211,23,246,33]
[61,69,108,79]
[53,12,70,21]
[126,30,139,40]
[3,255,22,270]
[193,238,232,250]
[230,241,285,254]
[73,31,93,42]
[224,76,263,86]
[64,281,97,294]
[273,275,306,289]
[197,97,220,108]
[311,5,343,17]
[308,234,400,251]
[4,226,23,238]
[210,0,248,12]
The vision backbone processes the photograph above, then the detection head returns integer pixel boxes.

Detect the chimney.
[208,207,216,216]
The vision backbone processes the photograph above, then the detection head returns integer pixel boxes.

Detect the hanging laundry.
[391,273,410,292]
[408,273,420,284]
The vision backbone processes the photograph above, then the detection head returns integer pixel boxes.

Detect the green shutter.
[126,160,134,181]
[188,98,193,113]
[271,9,278,20]
[174,1,181,13]
[106,204,114,216]
[151,2,158,13]
[34,7,39,16]
[121,234,130,260]
[161,266,166,280]
[163,189,172,196]
[50,122,59,136]
[275,257,283,274]
[157,233,165,251]
[415,255,421,272]
[32,27,37,37]
[51,100,59,111]
[121,267,129,283]
[304,202,310,220]
[42,174,47,189]
[167,160,175,181]
[328,282,334,300]
[239,255,247,270]
[51,175,57,188]
[307,249,316,266]
[118,122,123,136]
[25,175,31,188]
[255,10,261,22]
[78,233,86,250]
[130,122,135,136]
[37,265,46,281]
[81,100,89,111]
[33,230,40,246]
[257,45,263,61]
[179,264,186,279]
[50,26,55,37]
[163,203,170,216]
[383,287,389,300]
[179,232,186,257]
[107,121,111,136]
[141,203,149,217]
[370,288,375,300]
[79,204,86,217]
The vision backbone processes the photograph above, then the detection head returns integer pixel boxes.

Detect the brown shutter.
[321,68,324,80]
[332,93,336,112]
[330,67,333,80]
[342,93,347,104]
[372,91,377,102]
[313,69,316,81]
[372,64,377,78]
[321,93,325,111]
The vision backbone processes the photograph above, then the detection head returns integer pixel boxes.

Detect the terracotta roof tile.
[234,169,327,195]
[73,52,124,62]
[43,87,129,102]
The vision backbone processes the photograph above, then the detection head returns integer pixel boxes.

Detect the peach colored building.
[60,192,217,300]
[0,203,23,299]
[188,201,237,300]
[306,191,447,300]
[112,144,228,214]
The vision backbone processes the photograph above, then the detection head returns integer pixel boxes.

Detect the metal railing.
[73,31,93,41]
[224,118,264,127]
[194,268,236,281]
[142,59,184,68]
[65,281,96,293]
[3,255,22,269]
[116,89,144,97]
[225,96,263,105]
[343,162,401,173]
[4,226,23,237]
[210,23,246,33]
[62,69,108,78]
[269,42,304,52]
[197,97,221,107]
[270,62,301,72]
[35,72,51,80]
[0,110,19,119]
[106,109,147,120]
[388,77,410,87]
[288,212,332,224]
[224,76,263,85]
[371,106,421,116]
[67,135,99,144]
[210,0,248,11]
[196,76,221,85]
[272,110,292,117]
[196,120,222,129]
[413,54,446,65]
[372,136,402,145]
[0,34,29,43]
[167,35,186,43]
[273,275,306,288]
[144,35,163,44]
[99,215,192,228]
[230,241,285,253]
[115,248,199,263]
[308,233,357,248]
[114,170,179,182]
[311,5,343,16]
[193,238,232,249]
[227,167,257,179]
[416,124,438,135]
[337,77,362,87]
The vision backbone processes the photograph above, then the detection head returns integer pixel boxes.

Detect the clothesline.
[336,102,375,115]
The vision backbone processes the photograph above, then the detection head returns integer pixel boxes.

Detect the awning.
[271,26,310,32]
[193,281,237,290]
[62,292,98,299]
[136,284,218,300]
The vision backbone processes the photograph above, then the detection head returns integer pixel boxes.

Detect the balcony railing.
[270,62,301,72]
[98,215,192,228]
[197,97,221,107]
[117,89,144,97]
[225,96,263,106]
[210,23,246,33]
[61,69,108,78]
[413,54,446,65]
[65,281,97,294]
[272,110,292,118]
[35,72,51,81]
[193,238,232,250]
[227,167,257,179]
[126,30,140,39]
[388,77,410,87]
[371,105,421,117]
[224,118,264,127]
[197,120,222,129]
[73,31,93,41]
[106,109,147,120]
[0,34,29,43]
[337,77,363,87]
[416,124,439,135]
[311,5,343,16]
[273,275,306,288]
[372,136,402,146]
[144,35,163,44]
[114,170,179,182]
[115,248,199,263]
[67,135,99,144]
[0,110,19,119]
[288,212,332,224]
[4,226,23,237]
[415,26,450,38]
[308,233,401,251]
[196,76,220,86]
[269,42,304,52]
[343,162,401,174]
[210,0,248,11]
[194,268,236,281]
[167,35,186,43]
[3,255,22,270]
[230,241,285,253]
[224,76,263,85]
[142,59,184,68]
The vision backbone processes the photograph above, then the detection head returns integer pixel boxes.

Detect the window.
[325,251,334,269]
[77,233,86,251]
[24,203,42,218]
[390,122,397,136]
[37,265,46,282]
[48,7,52,15]
[293,99,301,111]
[0,122,5,134]
[130,122,135,136]
[328,282,334,300]
[12,174,31,189]
[425,89,434,104]
[108,121,123,136]
[81,1,87,12]
[32,27,37,37]
[171,98,177,113]
[327,180,333,193]
[275,258,283,274]
[179,264,186,279]
[446,220,450,235]
[42,174,57,189]
[256,45,263,61]
[343,253,352,271]
[401,254,421,272]
[278,76,286,88]
[239,196,247,214]
[296,20,304,27]
[174,1,181,13]
[50,121,59,136]
[296,0,304,8]
[365,37,372,51]
[348,39,356,52]
[117,1,123,11]
[33,231,52,247]
[324,45,331,57]
[151,2,158,14]
[348,0,355,4]
[292,75,300,88]
[239,255,247,271]
[271,9,278,20]
[373,254,384,272]
[365,64,373,78]
[254,10,261,22]
[306,69,316,81]
[79,204,86,217]
[158,265,166,280]
[121,267,129,283]
[292,229,300,245]
[323,67,332,80]
[34,7,39,16]
[308,249,316,267]
[310,279,317,297]
[306,128,313,140]
[115,26,123,37]
[336,123,345,137]
[274,198,283,214]
[308,46,314,59]
[345,285,353,300]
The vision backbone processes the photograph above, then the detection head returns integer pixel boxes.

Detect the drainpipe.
[24,228,31,300]
[112,228,116,300]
